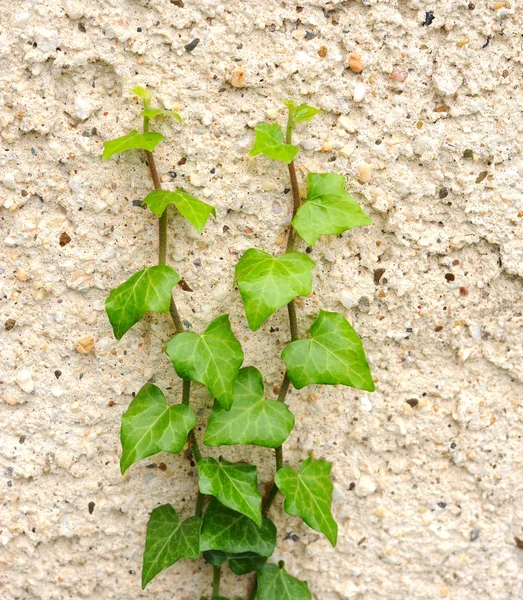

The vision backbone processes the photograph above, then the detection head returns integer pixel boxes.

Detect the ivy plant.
[102,91,374,599]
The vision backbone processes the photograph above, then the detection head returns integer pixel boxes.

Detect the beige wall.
[1,0,522,598]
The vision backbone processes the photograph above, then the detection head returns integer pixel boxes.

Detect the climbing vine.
[102,89,374,599]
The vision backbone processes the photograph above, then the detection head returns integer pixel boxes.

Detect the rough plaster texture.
[1,0,523,599]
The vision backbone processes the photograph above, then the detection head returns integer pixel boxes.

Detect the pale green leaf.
[142,108,182,124]
[102,129,164,161]
[204,367,294,448]
[235,248,314,331]
[275,455,337,546]
[198,457,262,526]
[105,265,180,340]
[142,504,201,588]
[257,563,311,600]
[249,123,299,163]
[120,383,196,474]
[131,86,152,102]
[165,315,244,410]
[143,189,216,232]
[281,310,374,392]
[292,172,372,246]
[200,499,276,556]
[284,100,322,126]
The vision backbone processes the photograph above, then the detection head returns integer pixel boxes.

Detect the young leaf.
[204,367,294,448]
[200,499,276,556]
[228,552,267,576]
[275,455,337,546]
[235,248,315,331]
[131,86,152,103]
[292,172,372,246]
[165,315,244,410]
[143,189,216,232]
[198,457,262,526]
[102,130,164,161]
[281,310,374,392]
[257,563,311,600]
[284,100,322,126]
[105,265,180,340]
[120,383,196,474]
[249,123,299,164]
[142,108,182,123]
[142,504,201,588]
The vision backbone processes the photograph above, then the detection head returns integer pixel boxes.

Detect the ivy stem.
[142,112,204,516]
[212,565,221,596]
[246,578,258,600]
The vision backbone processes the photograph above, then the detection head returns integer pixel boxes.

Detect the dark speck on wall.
[423,11,435,26]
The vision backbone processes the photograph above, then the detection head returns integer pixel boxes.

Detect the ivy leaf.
[228,552,267,576]
[249,123,299,164]
[284,100,322,126]
[235,249,314,331]
[120,383,196,474]
[143,190,216,232]
[274,455,337,546]
[102,129,164,161]
[281,310,374,392]
[105,265,180,340]
[203,550,228,566]
[292,172,372,246]
[204,367,294,448]
[142,504,201,588]
[142,108,182,123]
[200,499,276,557]
[257,563,311,600]
[165,315,244,410]
[198,457,262,526]
[131,86,152,102]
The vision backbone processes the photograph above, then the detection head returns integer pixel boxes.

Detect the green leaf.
[284,100,322,126]
[102,129,164,161]
[120,383,196,474]
[228,552,267,576]
[202,550,228,566]
[105,265,180,340]
[142,504,201,588]
[282,310,374,392]
[131,86,152,102]
[292,172,372,246]
[257,563,311,600]
[142,108,182,123]
[249,123,299,163]
[165,315,244,410]
[200,499,276,556]
[235,249,315,331]
[275,455,337,546]
[143,189,216,232]
[198,457,262,526]
[204,367,294,448]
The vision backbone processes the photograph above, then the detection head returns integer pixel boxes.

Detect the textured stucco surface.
[1,0,523,599]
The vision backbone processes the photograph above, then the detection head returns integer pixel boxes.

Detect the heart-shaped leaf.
[275,455,337,546]
[142,108,182,123]
[292,172,372,246]
[131,86,152,102]
[165,315,244,410]
[284,100,322,126]
[281,310,374,392]
[143,190,216,232]
[142,504,201,588]
[249,123,299,164]
[102,129,164,161]
[235,249,314,331]
[105,265,180,340]
[120,383,196,474]
[204,367,294,448]
[257,563,311,600]
[198,457,262,526]
[200,499,276,557]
